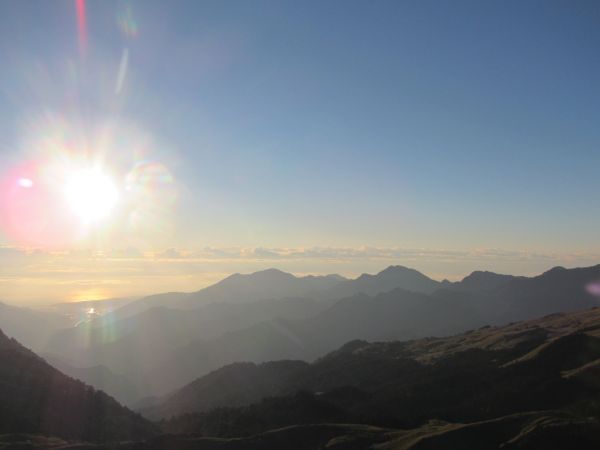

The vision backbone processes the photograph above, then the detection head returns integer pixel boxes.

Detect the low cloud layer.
[1,245,599,305]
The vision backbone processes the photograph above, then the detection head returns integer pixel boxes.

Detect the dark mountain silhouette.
[15,413,595,450]
[150,307,600,450]
[486,264,600,322]
[449,270,519,292]
[0,328,157,443]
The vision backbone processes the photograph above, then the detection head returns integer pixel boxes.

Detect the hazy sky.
[0,1,599,303]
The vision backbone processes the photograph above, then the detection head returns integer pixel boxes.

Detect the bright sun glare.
[64,169,119,223]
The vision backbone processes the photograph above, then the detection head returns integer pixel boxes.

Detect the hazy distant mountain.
[142,360,310,420]
[141,264,600,395]
[0,301,71,351]
[111,269,346,319]
[145,288,482,394]
[43,354,141,406]
[151,307,600,449]
[449,270,519,292]
[185,269,346,305]
[0,328,156,443]
[317,265,442,299]
[147,320,315,394]
[44,297,332,399]
[487,264,600,322]
[43,264,600,398]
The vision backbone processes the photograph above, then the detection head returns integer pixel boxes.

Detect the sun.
[64,169,119,223]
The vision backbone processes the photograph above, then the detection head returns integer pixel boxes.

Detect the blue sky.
[0,1,599,302]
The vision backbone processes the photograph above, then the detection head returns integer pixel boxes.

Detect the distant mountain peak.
[462,270,502,280]
[382,264,415,272]
[224,268,295,281]
[256,268,293,276]
[453,270,515,292]
[543,266,568,275]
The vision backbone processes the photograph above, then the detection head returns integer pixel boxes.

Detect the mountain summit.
[318,265,441,299]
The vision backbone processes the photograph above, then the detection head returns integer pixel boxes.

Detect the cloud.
[2,243,599,304]
[181,246,600,264]
[155,248,184,259]
[1,244,599,265]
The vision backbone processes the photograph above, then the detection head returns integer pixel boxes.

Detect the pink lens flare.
[587,281,600,297]
[76,0,88,54]
[0,161,80,247]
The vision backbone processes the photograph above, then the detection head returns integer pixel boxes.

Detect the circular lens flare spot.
[64,169,119,223]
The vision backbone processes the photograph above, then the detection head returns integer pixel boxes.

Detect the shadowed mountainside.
[0,328,157,443]
[7,412,599,450]
[136,307,600,450]
[146,307,600,426]
[43,354,142,406]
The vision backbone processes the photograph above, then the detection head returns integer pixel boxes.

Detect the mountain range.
[1,264,600,448]
[146,307,600,450]
[37,264,600,401]
[143,306,600,421]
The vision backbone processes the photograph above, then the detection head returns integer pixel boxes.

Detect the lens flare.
[75,0,88,54]
[2,113,180,248]
[0,162,79,247]
[117,4,139,38]
[587,281,600,297]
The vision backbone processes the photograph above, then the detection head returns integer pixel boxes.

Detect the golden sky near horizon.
[1,244,598,305]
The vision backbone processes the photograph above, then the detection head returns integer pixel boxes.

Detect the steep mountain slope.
[0,328,157,443]
[154,307,600,446]
[143,360,310,420]
[43,354,141,406]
